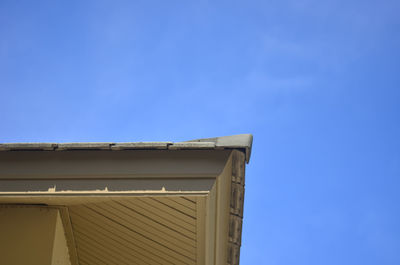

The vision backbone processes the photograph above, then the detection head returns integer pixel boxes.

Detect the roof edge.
[186,134,253,163]
[0,134,253,163]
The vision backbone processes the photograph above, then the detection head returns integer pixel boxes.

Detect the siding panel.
[68,196,198,265]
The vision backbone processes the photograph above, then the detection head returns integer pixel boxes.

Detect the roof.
[0,134,253,163]
[0,134,252,265]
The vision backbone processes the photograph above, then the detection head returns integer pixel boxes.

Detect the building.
[0,134,252,265]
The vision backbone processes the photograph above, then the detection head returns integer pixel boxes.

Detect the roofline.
[187,134,253,163]
[0,134,253,163]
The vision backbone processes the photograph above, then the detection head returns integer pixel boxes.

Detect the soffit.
[0,195,203,265]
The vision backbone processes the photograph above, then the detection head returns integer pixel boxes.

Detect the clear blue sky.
[1,1,399,264]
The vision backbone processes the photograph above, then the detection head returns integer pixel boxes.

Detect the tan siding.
[68,196,198,265]
[0,195,203,265]
[137,197,196,228]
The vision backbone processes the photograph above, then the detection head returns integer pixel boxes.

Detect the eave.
[0,134,252,265]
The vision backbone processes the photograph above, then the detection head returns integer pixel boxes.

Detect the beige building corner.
[0,134,252,265]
